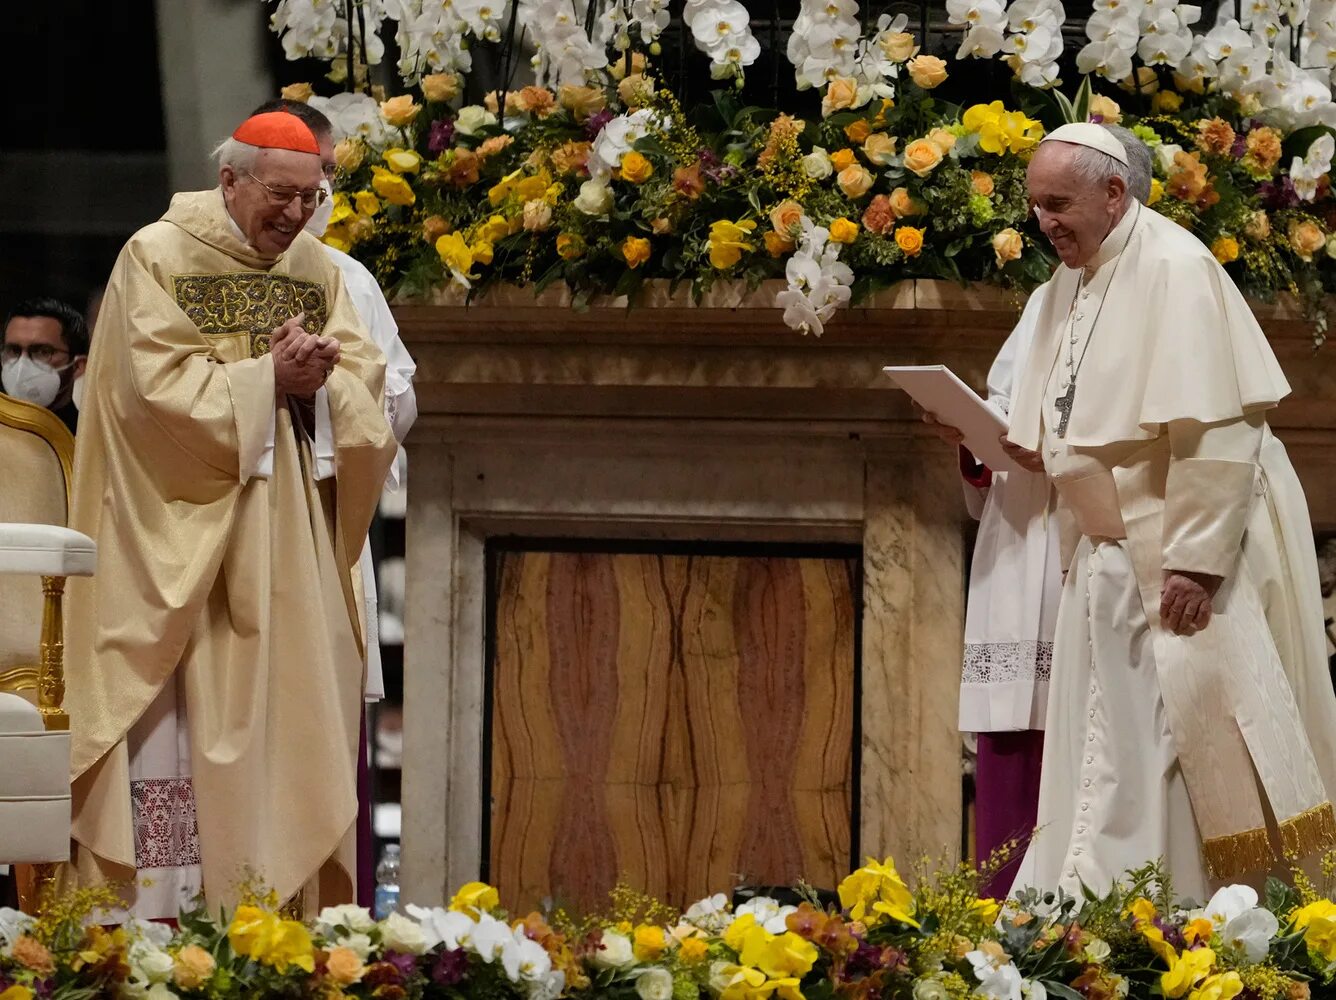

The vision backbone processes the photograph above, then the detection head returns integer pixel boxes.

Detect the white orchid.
[684,893,733,933]
[966,949,1025,1000]
[775,216,854,337]
[588,109,662,180]
[501,930,554,983]
[735,896,798,934]
[0,907,34,956]
[307,92,390,147]
[406,904,480,950]
[1201,884,1281,963]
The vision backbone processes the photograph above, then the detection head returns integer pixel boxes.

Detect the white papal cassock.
[1007,201,1336,898]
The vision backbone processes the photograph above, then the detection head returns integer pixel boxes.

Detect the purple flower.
[1153,917,1185,951]
[1260,176,1300,209]
[385,950,419,978]
[431,947,470,986]
[585,109,615,138]
[1230,134,1247,159]
[1089,113,1106,124]
[428,118,456,154]
[843,940,885,978]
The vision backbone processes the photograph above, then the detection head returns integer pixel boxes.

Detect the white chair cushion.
[0,729,70,863]
[0,523,95,577]
[0,693,41,733]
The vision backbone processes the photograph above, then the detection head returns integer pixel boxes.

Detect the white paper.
[882,365,1023,475]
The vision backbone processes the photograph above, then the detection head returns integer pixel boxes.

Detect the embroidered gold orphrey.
[172,273,328,359]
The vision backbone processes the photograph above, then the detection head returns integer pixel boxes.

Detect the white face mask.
[2,355,68,409]
[305,179,335,237]
[71,372,85,411]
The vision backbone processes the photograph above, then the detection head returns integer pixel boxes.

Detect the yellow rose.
[1088,94,1123,124]
[619,150,654,184]
[334,138,365,172]
[926,127,957,155]
[1289,219,1325,261]
[384,147,422,174]
[608,50,647,81]
[1211,235,1240,264]
[707,218,757,269]
[556,233,586,260]
[822,76,860,117]
[559,84,607,120]
[895,225,925,256]
[353,191,381,217]
[173,944,217,989]
[902,138,944,177]
[769,199,804,237]
[838,164,874,198]
[450,881,501,914]
[679,936,709,963]
[1120,66,1160,94]
[633,924,668,960]
[380,94,422,127]
[370,166,415,206]
[326,946,367,986]
[908,55,948,89]
[971,170,995,196]
[764,230,795,256]
[829,217,860,243]
[863,132,897,166]
[889,186,920,218]
[421,72,460,103]
[651,217,673,235]
[280,82,314,103]
[617,73,656,109]
[829,148,857,172]
[622,236,651,269]
[1152,90,1184,113]
[522,199,553,232]
[845,119,872,143]
[992,228,1023,267]
[879,31,918,61]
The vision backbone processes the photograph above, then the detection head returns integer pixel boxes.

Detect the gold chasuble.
[63,189,397,912]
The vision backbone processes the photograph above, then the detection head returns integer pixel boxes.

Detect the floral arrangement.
[270,3,1336,339]
[8,858,1336,1000]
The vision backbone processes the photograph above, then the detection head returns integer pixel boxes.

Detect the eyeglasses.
[243,170,329,210]
[2,343,70,365]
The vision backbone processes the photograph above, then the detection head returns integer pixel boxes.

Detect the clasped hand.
[270,312,340,398]
[1160,570,1222,636]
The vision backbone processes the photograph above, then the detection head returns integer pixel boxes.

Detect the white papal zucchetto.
[1040,122,1129,166]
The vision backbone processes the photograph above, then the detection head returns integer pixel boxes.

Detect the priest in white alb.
[62,112,397,916]
[1005,122,1336,899]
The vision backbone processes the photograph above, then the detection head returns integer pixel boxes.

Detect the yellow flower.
[384,147,423,174]
[903,138,944,177]
[821,76,859,117]
[477,215,511,244]
[1292,899,1336,962]
[1190,973,1243,1000]
[971,898,1002,925]
[334,138,365,172]
[227,906,315,974]
[280,82,314,103]
[1289,219,1325,262]
[895,225,925,257]
[863,132,897,166]
[380,94,422,127]
[837,857,918,928]
[322,225,353,253]
[1088,94,1123,124]
[1148,178,1164,206]
[421,72,460,103]
[837,165,874,198]
[354,191,381,217]
[765,231,795,256]
[962,101,1043,154]
[1120,66,1160,95]
[0,987,34,1000]
[1162,947,1216,999]
[743,931,819,979]
[437,233,475,281]
[173,944,216,990]
[619,151,654,184]
[1153,90,1184,113]
[472,241,495,265]
[971,170,995,196]
[829,218,860,243]
[1184,917,1217,945]
[1210,236,1240,265]
[708,219,757,269]
[634,924,668,959]
[879,31,918,61]
[617,73,656,109]
[725,913,760,953]
[719,964,769,1000]
[556,233,586,260]
[370,166,415,206]
[908,55,948,89]
[845,119,872,143]
[326,946,367,985]
[991,227,1023,267]
[829,148,857,172]
[622,236,651,267]
[679,937,709,963]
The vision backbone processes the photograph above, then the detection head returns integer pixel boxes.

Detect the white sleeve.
[312,386,335,481]
[245,401,277,481]
[986,285,1047,418]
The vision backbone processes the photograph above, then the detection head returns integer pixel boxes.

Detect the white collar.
[1079,201,1140,277]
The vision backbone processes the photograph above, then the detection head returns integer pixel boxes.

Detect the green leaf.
[1073,75,1093,124]
[1052,90,1076,125]
[1043,983,1087,1000]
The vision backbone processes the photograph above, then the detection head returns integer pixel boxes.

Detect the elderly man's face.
[220,147,324,256]
[1027,142,1128,269]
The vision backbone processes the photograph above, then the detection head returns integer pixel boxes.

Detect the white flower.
[589,109,662,179]
[472,914,518,962]
[736,897,797,934]
[966,950,1024,1000]
[913,977,951,1000]
[307,92,390,147]
[775,216,854,336]
[802,147,835,180]
[146,985,180,1000]
[591,929,636,969]
[405,904,477,950]
[1203,885,1281,963]
[0,907,34,953]
[1083,937,1112,963]
[338,932,375,960]
[380,910,429,955]
[1154,142,1185,174]
[574,180,615,216]
[317,903,377,936]
[502,933,553,983]
[637,967,675,1000]
[455,104,499,136]
[684,893,733,933]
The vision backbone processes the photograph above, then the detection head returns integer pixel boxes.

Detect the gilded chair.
[0,392,94,886]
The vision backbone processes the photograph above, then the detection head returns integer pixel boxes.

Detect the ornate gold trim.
[0,664,38,693]
[171,272,329,359]
[1202,825,1274,880]
[0,392,74,508]
[1280,801,1336,860]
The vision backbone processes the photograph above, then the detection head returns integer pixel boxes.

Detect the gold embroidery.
[172,272,328,359]
[1202,825,1273,880]
[1280,801,1336,860]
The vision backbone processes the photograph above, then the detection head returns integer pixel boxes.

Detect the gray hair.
[1106,125,1153,204]
[211,137,261,173]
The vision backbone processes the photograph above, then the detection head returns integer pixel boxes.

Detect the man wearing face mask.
[61,111,397,919]
[2,298,89,432]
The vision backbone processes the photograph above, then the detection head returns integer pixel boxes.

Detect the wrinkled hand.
[1001,437,1046,474]
[1160,570,1222,635]
[915,403,965,446]
[271,312,340,398]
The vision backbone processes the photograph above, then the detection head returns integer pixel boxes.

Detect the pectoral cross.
[1054,382,1075,438]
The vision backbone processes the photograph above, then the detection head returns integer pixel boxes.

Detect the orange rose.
[879,31,918,61]
[829,217,860,243]
[992,228,1023,267]
[889,186,920,218]
[380,95,422,127]
[622,236,651,268]
[559,84,606,120]
[902,138,944,177]
[971,171,995,196]
[845,119,872,143]
[421,73,460,103]
[863,132,897,166]
[837,164,875,198]
[926,128,956,155]
[619,150,654,183]
[280,82,314,103]
[895,225,925,255]
[769,199,804,237]
[908,55,948,89]
[556,233,585,260]
[651,217,674,235]
[829,148,857,172]
[1289,219,1325,261]
[764,230,795,256]
[173,944,216,990]
[617,73,656,108]
[334,138,365,172]
[822,76,860,117]
[326,947,366,986]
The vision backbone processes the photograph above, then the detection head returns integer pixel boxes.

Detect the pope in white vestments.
[1006,123,1336,900]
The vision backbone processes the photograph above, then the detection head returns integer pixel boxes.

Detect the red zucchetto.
[231,111,320,154]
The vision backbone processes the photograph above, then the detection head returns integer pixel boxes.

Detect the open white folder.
[882,365,1024,475]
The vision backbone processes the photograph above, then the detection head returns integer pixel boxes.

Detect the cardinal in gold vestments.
[62,113,397,916]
